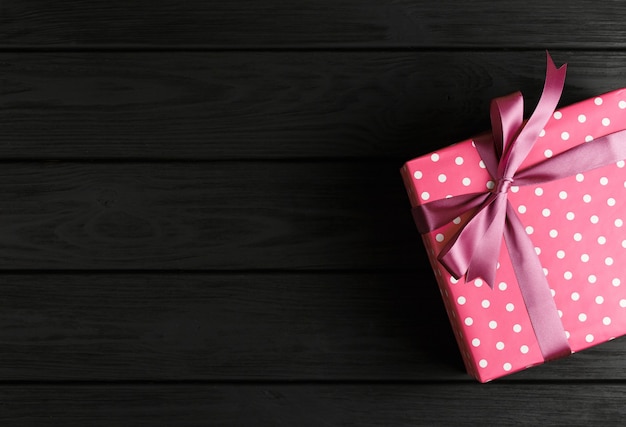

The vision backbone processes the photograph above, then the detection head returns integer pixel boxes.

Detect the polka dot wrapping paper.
[401,88,626,382]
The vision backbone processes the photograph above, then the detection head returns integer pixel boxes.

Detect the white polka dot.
[498,282,507,291]
[462,177,471,186]
[588,274,597,284]
[542,208,551,217]
[554,111,563,119]
[613,278,621,287]
[578,114,587,123]
[431,153,440,162]
[535,247,542,255]
[620,299,626,308]
[573,233,582,242]
[503,363,512,371]
[474,279,483,288]
[602,118,611,126]
[486,180,495,190]
[481,299,490,308]
[496,342,505,350]
[539,129,546,137]
[600,177,609,185]
[525,226,534,235]
[513,324,522,333]
[549,229,558,238]
[520,345,529,354]
[576,173,585,182]
[578,313,587,322]
[603,317,612,326]
[413,171,423,179]
[583,194,592,203]
[590,215,599,224]
[596,296,604,304]
[506,303,514,312]
[479,160,486,169]
[453,216,462,224]
[598,236,607,245]
[534,187,543,196]
[595,97,603,105]
[465,317,473,326]
[457,296,466,305]
[421,192,430,200]
[510,186,519,193]
[450,276,458,284]
[489,320,498,329]
[565,331,570,339]
[618,160,625,168]
[560,132,569,141]
[581,253,590,262]
[437,173,447,183]
[455,156,464,165]
[566,212,575,220]
[619,100,626,109]
[586,334,594,343]
[608,198,617,207]
[551,288,556,297]
[544,149,553,157]
[585,135,594,142]
[518,205,527,214]
[571,292,580,301]
[479,359,488,368]
[435,233,445,242]
[606,257,614,266]
[564,271,573,280]
[559,191,568,200]
[472,338,481,347]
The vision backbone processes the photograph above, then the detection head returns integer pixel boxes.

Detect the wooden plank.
[3,51,626,160]
[0,161,424,270]
[2,383,626,425]
[2,272,626,381]
[2,1,626,48]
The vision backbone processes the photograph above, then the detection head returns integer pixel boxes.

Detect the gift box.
[400,54,626,382]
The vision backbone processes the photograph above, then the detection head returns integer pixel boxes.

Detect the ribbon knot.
[410,51,626,362]
[494,177,513,194]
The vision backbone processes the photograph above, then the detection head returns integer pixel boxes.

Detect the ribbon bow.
[412,52,626,361]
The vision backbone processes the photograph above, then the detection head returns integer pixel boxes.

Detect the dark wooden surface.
[3,1,626,425]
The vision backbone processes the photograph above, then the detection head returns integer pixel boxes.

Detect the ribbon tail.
[438,193,502,284]
[504,202,571,361]
[500,52,567,178]
[465,195,508,287]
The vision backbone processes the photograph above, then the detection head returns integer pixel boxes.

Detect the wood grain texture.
[2,1,626,48]
[3,51,626,160]
[2,383,626,426]
[2,272,626,381]
[0,161,425,270]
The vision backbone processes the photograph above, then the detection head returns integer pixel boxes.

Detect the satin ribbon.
[412,52,626,361]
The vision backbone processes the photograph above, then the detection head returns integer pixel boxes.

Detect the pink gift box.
[401,87,626,382]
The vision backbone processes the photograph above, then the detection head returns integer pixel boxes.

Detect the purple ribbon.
[412,52,626,361]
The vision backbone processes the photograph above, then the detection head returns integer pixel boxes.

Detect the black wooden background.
[3,1,626,425]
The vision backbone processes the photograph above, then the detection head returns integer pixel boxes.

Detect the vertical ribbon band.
[412,52,626,361]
